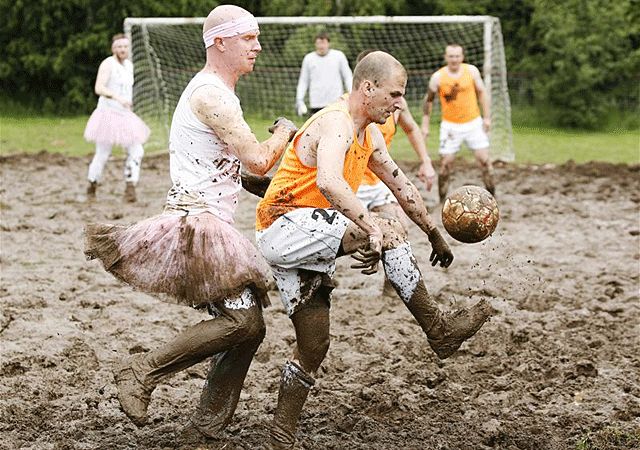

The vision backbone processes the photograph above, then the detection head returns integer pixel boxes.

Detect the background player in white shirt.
[295,31,353,116]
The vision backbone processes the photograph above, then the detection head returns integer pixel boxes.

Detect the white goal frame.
[124,15,514,161]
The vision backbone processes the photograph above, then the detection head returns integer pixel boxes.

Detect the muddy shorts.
[356,181,397,210]
[439,117,489,155]
[256,208,350,316]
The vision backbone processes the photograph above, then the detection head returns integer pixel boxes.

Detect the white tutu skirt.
[84,213,271,309]
[84,107,150,147]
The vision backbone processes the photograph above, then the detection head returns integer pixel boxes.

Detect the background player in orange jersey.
[255,51,493,449]
[421,44,495,202]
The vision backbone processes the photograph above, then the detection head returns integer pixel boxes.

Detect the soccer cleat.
[427,299,494,359]
[123,182,136,203]
[113,356,156,426]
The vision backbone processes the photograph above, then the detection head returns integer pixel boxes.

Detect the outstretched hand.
[417,161,436,192]
[269,117,298,141]
[428,229,454,268]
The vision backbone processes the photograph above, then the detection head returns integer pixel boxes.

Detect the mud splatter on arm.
[191,85,295,175]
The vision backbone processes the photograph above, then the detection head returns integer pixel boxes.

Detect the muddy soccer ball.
[442,185,499,243]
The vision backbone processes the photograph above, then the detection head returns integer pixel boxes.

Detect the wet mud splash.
[1,152,639,449]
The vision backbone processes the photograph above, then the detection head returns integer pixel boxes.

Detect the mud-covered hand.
[240,170,272,198]
[428,228,453,268]
[350,232,383,275]
[269,117,298,141]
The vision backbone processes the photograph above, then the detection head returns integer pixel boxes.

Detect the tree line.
[1,0,638,128]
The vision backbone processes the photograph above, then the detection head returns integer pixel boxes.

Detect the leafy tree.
[524,0,639,127]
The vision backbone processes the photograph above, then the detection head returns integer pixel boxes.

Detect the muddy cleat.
[86,181,97,201]
[113,356,155,426]
[123,182,136,203]
[427,299,494,359]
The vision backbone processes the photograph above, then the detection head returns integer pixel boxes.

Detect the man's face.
[365,69,406,124]
[112,41,129,60]
[444,46,464,70]
[314,38,330,56]
[223,30,262,74]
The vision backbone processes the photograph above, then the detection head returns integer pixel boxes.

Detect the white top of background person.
[85,4,297,439]
[295,31,353,116]
[83,33,150,203]
[420,43,495,202]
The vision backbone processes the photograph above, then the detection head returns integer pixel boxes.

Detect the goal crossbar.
[125,15,514,161]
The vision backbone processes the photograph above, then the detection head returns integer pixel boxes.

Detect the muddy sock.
[381,243,422,303]
[270,360,316,449]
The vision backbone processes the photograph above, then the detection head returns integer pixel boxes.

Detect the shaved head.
[203,4,254,34]
[352,51,406,90]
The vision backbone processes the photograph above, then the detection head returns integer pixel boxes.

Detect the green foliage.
[0,0,218,114]
[1,0,638,129]
[524,0,640,128]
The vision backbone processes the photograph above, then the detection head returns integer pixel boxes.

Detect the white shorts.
[439,117,489,155]
[256,208,350,316]
[356,181,397,210]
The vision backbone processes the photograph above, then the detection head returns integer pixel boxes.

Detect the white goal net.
[125,16,514,161]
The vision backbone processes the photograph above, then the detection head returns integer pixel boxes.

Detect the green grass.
[1,112,638,165]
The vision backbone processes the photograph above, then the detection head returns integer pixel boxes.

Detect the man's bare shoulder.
[316,109,353,135]
[190,84,241,122]
[429,70,442,91]
[466,64,481,75]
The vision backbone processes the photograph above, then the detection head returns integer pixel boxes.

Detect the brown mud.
[1,152,639,449]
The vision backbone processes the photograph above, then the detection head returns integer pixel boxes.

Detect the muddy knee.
[377,217,408,251]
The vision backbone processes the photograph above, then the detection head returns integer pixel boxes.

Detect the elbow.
[243,156,272,176]
[244,161,269,177]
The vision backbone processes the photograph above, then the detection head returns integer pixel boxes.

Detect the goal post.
[125,16,514,161]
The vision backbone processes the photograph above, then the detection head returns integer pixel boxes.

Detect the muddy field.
[1,152,639,450]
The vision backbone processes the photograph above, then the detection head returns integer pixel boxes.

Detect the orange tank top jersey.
[438,64,480,123]
[256,102,374,231]
[361,114,396,186]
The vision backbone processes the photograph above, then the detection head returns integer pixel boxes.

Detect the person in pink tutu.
[84,5,297,439]
[84,33,150,202]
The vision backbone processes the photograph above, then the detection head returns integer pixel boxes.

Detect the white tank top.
[97,56,133,112]
[165,72,243,223]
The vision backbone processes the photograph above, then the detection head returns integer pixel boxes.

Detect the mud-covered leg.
[475,148,495,196]
[382,243,494,359]
[271,290,329,449]
[190,326,265,437]
[438,155,455,203]
[113,288,264,427]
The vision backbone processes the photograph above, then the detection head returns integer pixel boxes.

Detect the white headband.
[111,38,129,51]
[203,15,259,48]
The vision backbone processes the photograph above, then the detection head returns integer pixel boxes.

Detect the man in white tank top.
[104,5,297,440]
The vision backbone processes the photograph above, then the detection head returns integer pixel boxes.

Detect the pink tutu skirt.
[84,107,150,147]
[84,213,271,309]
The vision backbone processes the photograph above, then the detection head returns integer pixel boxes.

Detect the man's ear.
[362,80,374,97]
[214,37,225,52]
